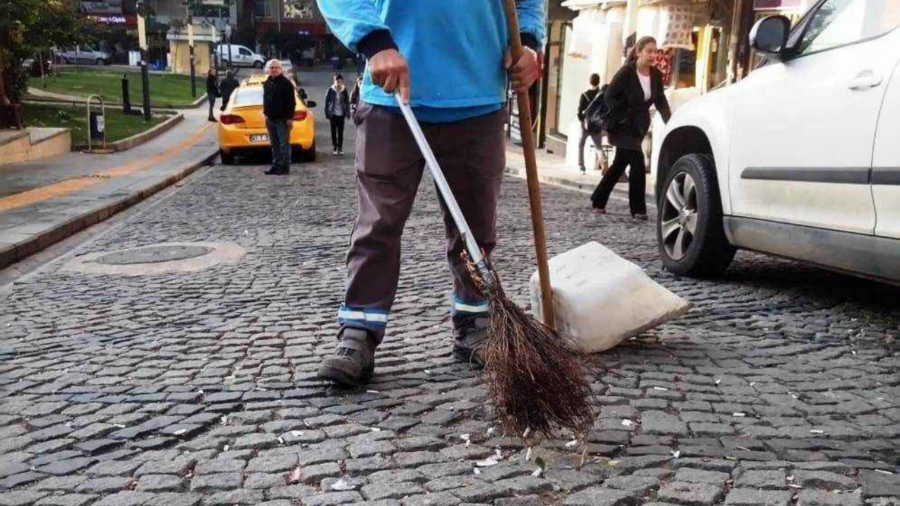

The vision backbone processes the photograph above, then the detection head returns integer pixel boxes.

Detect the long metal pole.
[188,9,197,98]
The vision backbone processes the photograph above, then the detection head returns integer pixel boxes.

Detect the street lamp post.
[137,0,152,122]
[185,1,197,98]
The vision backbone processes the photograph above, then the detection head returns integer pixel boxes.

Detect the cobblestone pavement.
[1,77,898,505]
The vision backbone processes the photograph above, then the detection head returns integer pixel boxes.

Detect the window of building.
[551,22,571,138]
[254,0,270,18]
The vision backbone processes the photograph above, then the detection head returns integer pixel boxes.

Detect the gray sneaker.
[452,314,489,368]
[317,328,376,387]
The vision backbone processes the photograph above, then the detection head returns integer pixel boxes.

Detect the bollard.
[122,74,132,115]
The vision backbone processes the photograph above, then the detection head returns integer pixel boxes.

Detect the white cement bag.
[529,241,691,353]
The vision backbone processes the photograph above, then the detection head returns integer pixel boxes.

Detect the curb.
[0,149,218,270]
[26,87,209,110]
[503,165,656,203]
[72,113,184,153]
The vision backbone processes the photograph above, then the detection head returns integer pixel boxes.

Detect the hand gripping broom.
[393,1,594,439]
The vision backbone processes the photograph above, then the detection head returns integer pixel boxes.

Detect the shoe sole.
[317,364,374,387]
[452,347,485,370]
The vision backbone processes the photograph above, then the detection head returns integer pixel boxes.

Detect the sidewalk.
[0,108,218,269]
[504,141,656,203]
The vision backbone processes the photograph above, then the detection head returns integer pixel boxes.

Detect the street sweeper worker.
[315,0,546,386]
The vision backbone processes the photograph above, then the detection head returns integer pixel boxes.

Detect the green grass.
[29,69,202,108]
[22,104,169,147]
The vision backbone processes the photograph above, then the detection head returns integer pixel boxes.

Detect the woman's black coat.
[604,62,671,150]
[206,74,219,98]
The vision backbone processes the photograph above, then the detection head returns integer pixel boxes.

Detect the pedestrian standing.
[590,36,671,220]
[262,59,296,176]
[577,73,605,174]
[206,68,220,122]
[315,0,544,386]
[325,73,351,156]
[219,70,239,111]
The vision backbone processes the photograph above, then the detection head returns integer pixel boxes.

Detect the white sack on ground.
[529,241,691,353]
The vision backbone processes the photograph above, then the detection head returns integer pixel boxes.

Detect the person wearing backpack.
[590,36,671,220]
[577,74,605,173]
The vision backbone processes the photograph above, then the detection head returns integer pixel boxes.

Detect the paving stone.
[301,492,364,506]
[369,469,427,484]
[562,488,637,506]
[266,484,317,500]
[194,460,245,475]
[35,458,95,476]
[793,470,858,490]
[543,470,601,492]
[298,448,348,467]
[349,440,397,459]
[416,463,473,480]
[136,474,186,492]
[246,454,297,473]
[361,482,426,501]
[859,470,900,498]
[736,470,787,490]
[603,475,660,494]
[394,437,445,452]
[345,457,393,475]
[189,472,242,492]
[301,463,342,484]
[493,496,542,506]
[448,482,505,504]
[231,433,279,451]
[93,491,156,506]
[657,482,725,506]
[33,495,96,506]
[674,468,731,485]
[201,489,264,505]
[76,476,133,494]
[641,411,688,437]
[395,452,448,468]
[798,489,864,506]
[0,491,49,506]
[724,489,792,506]
[87,460,144,477]
[0,472,46,489]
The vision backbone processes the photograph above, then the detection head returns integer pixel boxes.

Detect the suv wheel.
[657,154,736,277]
[253,61,263,69]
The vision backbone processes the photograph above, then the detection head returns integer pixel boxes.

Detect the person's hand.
[504,46,540,94]
[369,49,410,104]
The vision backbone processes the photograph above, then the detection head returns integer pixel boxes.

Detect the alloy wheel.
[661,171,699,261]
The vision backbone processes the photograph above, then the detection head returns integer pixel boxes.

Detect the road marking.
[0,123,214,213]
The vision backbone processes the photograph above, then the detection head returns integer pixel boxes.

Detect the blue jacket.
[316,0,546,123]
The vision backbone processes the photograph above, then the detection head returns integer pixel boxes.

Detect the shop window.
[254,0,270,18]
[551,22,571,138]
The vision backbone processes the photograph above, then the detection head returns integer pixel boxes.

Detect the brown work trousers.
[340,102,505,343]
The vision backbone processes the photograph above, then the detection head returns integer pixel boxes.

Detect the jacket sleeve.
[316,0,397,59]
[653,71,672,123]
[577,93,588,121]
[605,67,629,120]
[517,0,547,50]
[286,82,297,116]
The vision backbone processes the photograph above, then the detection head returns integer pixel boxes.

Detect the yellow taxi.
[217,75,316,165]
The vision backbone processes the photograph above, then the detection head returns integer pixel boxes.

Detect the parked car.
[652,0,900,284]
[217,75,317,165]
[215,44,266,69]
[56,47,111,65]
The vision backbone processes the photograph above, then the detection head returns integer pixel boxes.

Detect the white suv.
[653,0,900,284]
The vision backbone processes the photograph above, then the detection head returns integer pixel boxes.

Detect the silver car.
[57,47,111,65]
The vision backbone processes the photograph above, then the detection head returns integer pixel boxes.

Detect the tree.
[0,0,87,105]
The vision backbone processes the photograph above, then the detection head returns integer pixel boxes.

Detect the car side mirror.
[750,15,791,61]
[306,100,317,108]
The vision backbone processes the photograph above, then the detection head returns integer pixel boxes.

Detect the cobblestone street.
[1,78,898,506]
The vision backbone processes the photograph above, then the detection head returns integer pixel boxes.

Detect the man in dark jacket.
[577,73,605,173]
[263,59,297,176]
[219,70,240,111]
[324,73,351,156]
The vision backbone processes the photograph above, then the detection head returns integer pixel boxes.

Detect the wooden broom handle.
[502,0,556,330]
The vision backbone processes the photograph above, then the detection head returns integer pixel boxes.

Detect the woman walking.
[324,73,350,155]
[591,36,671,219]
[206,68,220,122]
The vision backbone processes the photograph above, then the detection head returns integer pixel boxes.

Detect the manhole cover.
[95,245,214,265]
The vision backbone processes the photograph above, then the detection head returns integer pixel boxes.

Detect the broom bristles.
[464,253,595,439]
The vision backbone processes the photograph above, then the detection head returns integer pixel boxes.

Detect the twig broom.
[393,0,595,439]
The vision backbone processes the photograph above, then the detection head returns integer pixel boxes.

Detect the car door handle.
[848,70,883,90]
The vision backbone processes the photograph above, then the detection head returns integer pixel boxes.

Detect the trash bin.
[89,111,105,141]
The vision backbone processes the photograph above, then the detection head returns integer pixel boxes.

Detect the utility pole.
[185,0,197,98]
